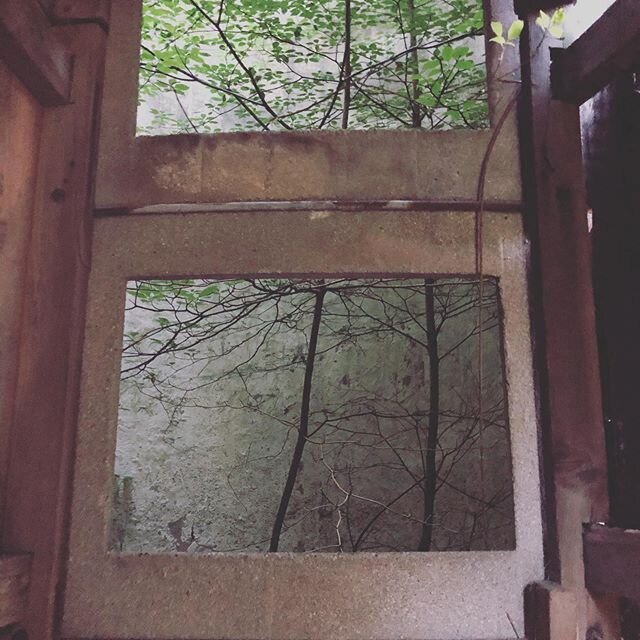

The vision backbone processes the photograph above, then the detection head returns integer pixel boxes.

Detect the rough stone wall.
[112,278,514,553]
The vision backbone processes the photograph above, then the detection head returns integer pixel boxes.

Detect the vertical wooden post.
[517,11,619,640]
[0,18,108,640]
[584,74,640,638]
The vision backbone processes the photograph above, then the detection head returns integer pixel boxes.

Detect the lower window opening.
[112,276,515,553]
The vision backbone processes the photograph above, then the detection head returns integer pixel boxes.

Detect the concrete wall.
[113,277,514,553]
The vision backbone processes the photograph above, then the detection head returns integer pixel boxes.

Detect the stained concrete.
[63,210,543,639]
[95,0,522,210]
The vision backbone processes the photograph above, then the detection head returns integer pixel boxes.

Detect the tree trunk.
[269,287,326,551]
[341,0,352,129]
[418,279,439,551]
[407,0,422,128]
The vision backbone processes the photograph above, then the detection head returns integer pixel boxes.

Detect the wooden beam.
[1,21,108,640]
[525,581,577,640]
[552,0,640,104]
[0,555,31,629]
[0,0,72,106]
[514,0,570,18]
[584,73,640,638]
[584,525,640,604]
[518,16,619,638]
[52,0,110,31]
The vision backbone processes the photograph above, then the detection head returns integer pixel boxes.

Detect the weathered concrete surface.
[63,210,543,639]
[95,0,523,210]
[97,127,522,209]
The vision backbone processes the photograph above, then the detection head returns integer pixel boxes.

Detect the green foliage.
[490,9,564,52]
[535,8,565,39]
[139,0,488,133]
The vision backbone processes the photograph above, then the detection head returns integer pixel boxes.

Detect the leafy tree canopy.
[139,0,488,133]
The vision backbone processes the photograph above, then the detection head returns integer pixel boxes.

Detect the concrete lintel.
[97,128,523,209]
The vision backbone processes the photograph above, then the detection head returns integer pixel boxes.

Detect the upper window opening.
[138,0,488,135]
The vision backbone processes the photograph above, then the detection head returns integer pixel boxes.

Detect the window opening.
[113,276,514,553]
[138,0,488,134]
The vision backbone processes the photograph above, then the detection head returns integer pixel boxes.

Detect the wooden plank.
[0,0,72,106]
[518,16,619,639]
[525,581,577,640]
[0,554,32,628]
[0,60,42,537]
[551,0,640,104]
[584,525,640,604]
[1,21,108,640]
[584,73,640,639]
[585,76,640,531]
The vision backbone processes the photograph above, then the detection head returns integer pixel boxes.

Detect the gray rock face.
[113,278,515,553]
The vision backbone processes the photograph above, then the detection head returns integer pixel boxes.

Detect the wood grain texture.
[584,526,640,603]
[1,22,107,640]
[0,0,72,105]
[0,554,32,628]
[0,59,43,538]
[52,0,110,30]
[551,0,640,104]
[518,14,619,640]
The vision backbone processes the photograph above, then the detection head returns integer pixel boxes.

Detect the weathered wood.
[1,22,107,640]
[583,525,640,604]
[52,0,110,30]
[0,555,32,628]
[551,0,640,105]
[0,0,72,106]
[524,581,577,640]
[518,15,619,639]
[514,0,569,18]
[585,76,640,533]
[0,60,43,535]
[584,73,640,639]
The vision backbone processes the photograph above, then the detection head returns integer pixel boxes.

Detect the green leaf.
[535,10,550,29]
[507,19,524,42]
[548,24,564,39]
[490,20,504,37]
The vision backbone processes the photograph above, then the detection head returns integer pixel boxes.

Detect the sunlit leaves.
[536,9,565,39]
[139,0,489,133]
[489,8,564,55]
[507,19,524,42]
[490,18,523,48]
